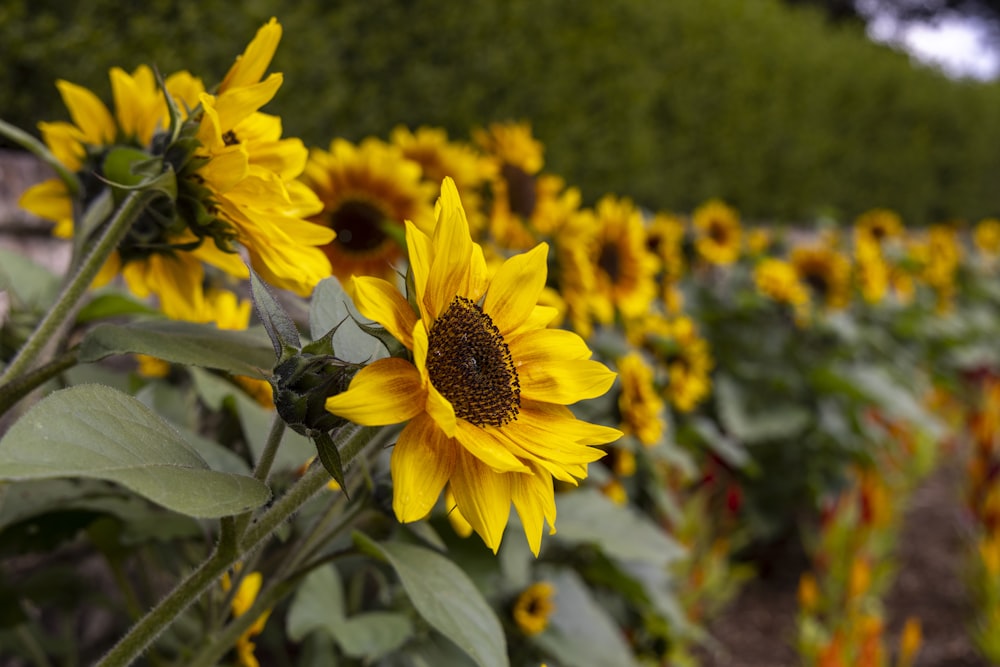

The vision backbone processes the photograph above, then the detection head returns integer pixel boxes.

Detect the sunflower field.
[2,13,1000,667]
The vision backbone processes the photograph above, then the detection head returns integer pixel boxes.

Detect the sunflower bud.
[272,353,359,437]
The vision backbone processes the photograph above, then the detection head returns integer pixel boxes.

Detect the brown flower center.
[329,200,389,254]
[426,296,520,427]
[598,241,621,282]
[501,164,537,219]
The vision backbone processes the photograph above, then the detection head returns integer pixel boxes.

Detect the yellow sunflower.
[325,178,621,555]
[974,218,1000,258]
[629,314,713,413]
[854,208,903,247]
[616,352,666,447]
[754,257,810,321]
[790,243,852,310]
[302,137,435,282]
[221,570,271,667]
[19,18,332,317]
[391,125,494,233]
[512,582,556,636]
[692,199,742,266]
[853,236,890,304]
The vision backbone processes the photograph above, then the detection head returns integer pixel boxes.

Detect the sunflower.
[974,218,1000,258]
[19,18,332,318]
[629,314,713,413]
[854,208,903,247]
[325,178,621,555]
[574,195,659,329]
[616,352,666,447]
[790,243,852,310]
[512,582,556,636]
[302,137,435,282]
[692,199,742,266]
[473,122,579,250]
[754,257,809,319]
[390,125,494,233]
[853,236,890,304]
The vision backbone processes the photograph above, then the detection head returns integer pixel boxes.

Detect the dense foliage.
[3,0,1000,224]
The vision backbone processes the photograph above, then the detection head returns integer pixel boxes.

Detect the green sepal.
[313,431,348,496]
[249,266,301,362]
[354,317,408,358]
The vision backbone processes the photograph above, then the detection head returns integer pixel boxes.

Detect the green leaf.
[0,385,270,518]
[715,374,811,445]
[688,416,750,468]
[79,320,275,379]
[287,564,414,660]
[314,431,347,493]
[552,489,684,566]
[75,291,160,324]
[0,248,60,311]
[309,277,391,363]
[250,266,301,361]
[532,568,640,667]
[353,533,508,667]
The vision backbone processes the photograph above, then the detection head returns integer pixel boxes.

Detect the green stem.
[0,347,79,417]
[94,426,375,667]
[14,622,53,667]
[0,118,80,197]
[232,417,286,538]
[0,189,159,387]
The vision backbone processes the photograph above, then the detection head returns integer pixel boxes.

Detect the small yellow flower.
[897,617,922,667]
[754,258,809,309]
[512,582,556,636]
[222,570,271,667]
[616,352,666,447]
[791,244,852,310]
[325,178,621,555]
[974,218,1000,257]
[798,572,820,614]
[692,199,742,266]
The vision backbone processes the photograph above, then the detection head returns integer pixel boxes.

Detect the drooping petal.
[56,80,115,146]
[509,328,594,366]
[454,421,530,473]
[391,413,456,523]
[348,276,416,350]
[484,242,549,334]
[517,401,623,446]
[511,462,557,556]
[519,358,618,405]
[325,358,424,426]
[450,449,513,553]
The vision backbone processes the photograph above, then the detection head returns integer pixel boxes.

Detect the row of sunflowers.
[2,17,999,667]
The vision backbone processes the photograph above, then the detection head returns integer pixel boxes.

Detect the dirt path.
[694,460,989,666]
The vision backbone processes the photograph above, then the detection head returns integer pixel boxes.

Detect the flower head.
[512,582,556,636]
[693,199,742,266]
[325,178,621,554]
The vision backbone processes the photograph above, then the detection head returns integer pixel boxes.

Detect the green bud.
[272,353,360,438]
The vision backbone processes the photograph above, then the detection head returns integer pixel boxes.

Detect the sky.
[865,10,1000,80]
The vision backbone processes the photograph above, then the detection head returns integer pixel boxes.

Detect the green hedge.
[3,0,999,224]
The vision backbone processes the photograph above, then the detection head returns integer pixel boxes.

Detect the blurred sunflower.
[474,121,579,249]
[577,195,659,328]
[754,257,809,318]
[325,178,621,555]
[692,199,742,266]
[302,137,435,282]
[790,244,852,310]
[854,236,890,304]
[645,212,688,311]
[974,218,1000,258]
[19,18,332,318]
[221,570,271,667]
[616,351,666,447]
[854,208,903,247]
[391,125,494,233]
[512,582,556,636]
[629,314,713,413]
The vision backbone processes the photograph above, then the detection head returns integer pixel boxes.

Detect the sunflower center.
[426,296,520,427]
[330,200,389,253]
[804,272,830,299]
[598,242,621,282]
[501,164,537,219]
[708,220,729,244]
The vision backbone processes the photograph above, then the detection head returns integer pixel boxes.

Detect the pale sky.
[865,10,1000,80]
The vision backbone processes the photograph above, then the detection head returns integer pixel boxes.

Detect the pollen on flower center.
[426,296,520,427]
[329,200,388,253]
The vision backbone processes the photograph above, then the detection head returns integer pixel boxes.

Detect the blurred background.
[2,0,999,226]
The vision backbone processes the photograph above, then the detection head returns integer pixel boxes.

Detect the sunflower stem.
[0,189,159,388]
[232,417,286,537]
[0,347,79,418]
[94,426,376,667]
[0,117,81,197]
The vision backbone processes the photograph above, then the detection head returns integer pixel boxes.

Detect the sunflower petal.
[56,80,115,146]
[404,220,433,321]
[220,17,282,92]
[509,328,594,365]
[519,359,618,405]
[484,242,549,334]
[511,463,557,556]
[348,276,417,350]
[325,358,424,425]
[454,421,530,473]
[391,414,455,523]
[450,449,513,553]
[425,178,474,319]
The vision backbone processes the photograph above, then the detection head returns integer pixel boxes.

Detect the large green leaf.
[552,489,684,566]
[354,533,508,667]
[309,277,390,363]
[0,247,60,311]
[79,320,275,378]
[0,385,270,518]
[532,568,639,667]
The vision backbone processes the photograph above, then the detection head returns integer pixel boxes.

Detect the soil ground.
[694,460,991,667]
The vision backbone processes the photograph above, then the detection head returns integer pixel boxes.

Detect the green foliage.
[4,0,1000,224]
